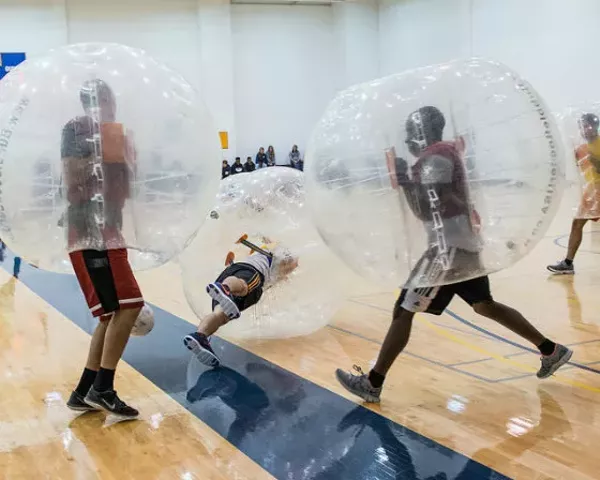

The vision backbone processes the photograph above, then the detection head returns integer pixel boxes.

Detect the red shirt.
[411,141,471,219]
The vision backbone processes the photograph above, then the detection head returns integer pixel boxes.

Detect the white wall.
[66,0,201,89]
[333,0,380,89]
[0,0,68,54]
[231,4,339,164]
[471,0,600,111]
[196,0,237,158]
[378,0,600,113]
[1,0,368,162]
[378,0,471,76]
[6,0,598,164]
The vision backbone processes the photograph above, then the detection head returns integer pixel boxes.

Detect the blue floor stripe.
[6,251,509,480]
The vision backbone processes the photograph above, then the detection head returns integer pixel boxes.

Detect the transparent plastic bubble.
[305,58,564,288]
[131,305,154,337]
[181,168,346,340]
[0,43,220,272]
[556,104,600,220]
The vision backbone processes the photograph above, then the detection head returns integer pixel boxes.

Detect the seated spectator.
[256,147,268,169]
[267,145,276,167]
[244,156,256,172]
[222,160,231,179]
[289,145,302,170]
[230,157,245,175]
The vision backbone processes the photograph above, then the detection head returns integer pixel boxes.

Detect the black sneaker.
[85,387,139,419]
[547,260,574,275]
[184,332,221,367]
[66,390,99,412]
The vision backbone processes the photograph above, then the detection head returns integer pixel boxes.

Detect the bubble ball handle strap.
[235,234,274,259]
[86,80,106,231]
[385,147,451,280]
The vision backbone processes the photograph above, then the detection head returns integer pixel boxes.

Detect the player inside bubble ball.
[63,79,146,419]
[547,113,600,274]
[184,235,299,367]
[335,106,572,403]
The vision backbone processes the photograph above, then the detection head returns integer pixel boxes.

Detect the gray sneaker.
[537,344,573,379]
[547,260,574,275]
[335,365,382,403]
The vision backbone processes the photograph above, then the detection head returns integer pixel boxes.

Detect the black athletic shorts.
[213,263,264,312]
[396,275,492,315]
[397,247,492,315]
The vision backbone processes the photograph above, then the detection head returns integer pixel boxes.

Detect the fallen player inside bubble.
[183,234,299,367]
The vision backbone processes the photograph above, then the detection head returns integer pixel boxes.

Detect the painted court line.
[554,231,600,255]
[328,324,494,383]
[443,309,600,376]
[349,298,600,393]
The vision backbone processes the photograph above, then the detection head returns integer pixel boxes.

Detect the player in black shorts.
[184,236,299,367]
[335,106,573,403]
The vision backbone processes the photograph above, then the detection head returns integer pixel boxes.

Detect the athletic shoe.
[206,282,240,320]
[184,332,221,367]
[85,387,139,419]
[335,365,382,403]
[66,390,99,412]
[547,260,574,275]
[537,344,573,379]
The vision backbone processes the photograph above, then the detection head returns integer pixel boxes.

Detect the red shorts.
[69,248,144,319]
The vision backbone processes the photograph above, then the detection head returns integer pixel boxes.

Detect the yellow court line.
[420,315,600,394]
[352,291,600,394]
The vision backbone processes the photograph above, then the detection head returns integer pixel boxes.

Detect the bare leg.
[372,304,415,376]
[335,300,416,400]
[86,320,108,370]
[473,300,546,346]
[222,276,248,296]
[100,307,141,370]
[197,308,229,337]
[567,219,588,261]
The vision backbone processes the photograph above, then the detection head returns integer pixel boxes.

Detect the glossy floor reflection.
[1,191,600,479]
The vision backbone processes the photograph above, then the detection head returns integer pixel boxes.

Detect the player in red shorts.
[335,106,572,403]
[64,79,144,418]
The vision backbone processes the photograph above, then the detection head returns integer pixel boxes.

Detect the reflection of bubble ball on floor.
[0,43,220,272]
[305,58,564,288]
[556,104,600,220]
[181,168,346,340]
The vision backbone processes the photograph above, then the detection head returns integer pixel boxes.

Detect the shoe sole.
[207,284,240,319]
[184,335,221,367]
[84,398,139,419]
[66,404,99,412]
[546,267,574,275]
[335,370,380,404]
[539,349,574,379]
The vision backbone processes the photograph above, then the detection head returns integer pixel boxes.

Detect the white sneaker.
[206,283,241,320]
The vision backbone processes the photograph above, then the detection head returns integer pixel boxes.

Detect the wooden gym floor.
[0,187,599,480]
